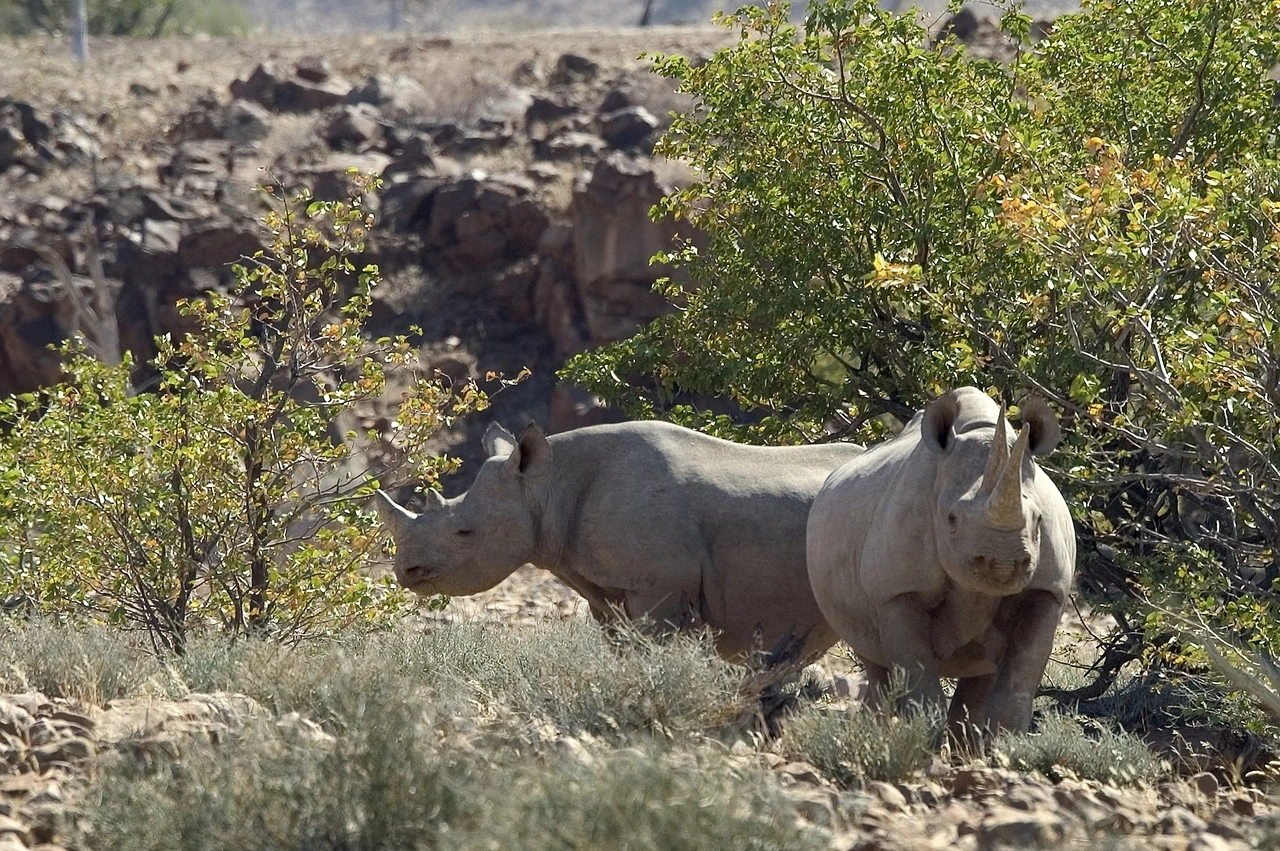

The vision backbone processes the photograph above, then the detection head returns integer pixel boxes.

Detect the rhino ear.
[504,422,552,477]
[921,392,960,454]
[374,489,419,539]
[1018,397,1061,456]
[483,422,518,458]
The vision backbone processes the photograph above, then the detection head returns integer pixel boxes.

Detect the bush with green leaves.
[564,0,1280,729]
[0,0,196,36]
[0,174,483,653]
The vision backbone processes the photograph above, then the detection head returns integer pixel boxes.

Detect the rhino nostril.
[400,564,429,582]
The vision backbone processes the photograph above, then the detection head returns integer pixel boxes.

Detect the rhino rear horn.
[979,405,1010,494]
[374,489,420,538]
[984,423,1029,530]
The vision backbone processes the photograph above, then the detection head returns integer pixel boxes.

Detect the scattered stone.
[1157,805,1209,835]
[295,55,333,83]
[869,780,908,811]
[324,103,385,151]
[977,806,1067,847]
[0,834,27,851]
[551,53,600,85]
[940,7,979,41]
[1192,772,1220,798]
[599,106,658,150]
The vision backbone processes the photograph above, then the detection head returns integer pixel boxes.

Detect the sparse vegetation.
[782,701,941,786]
[995,712,1166,786]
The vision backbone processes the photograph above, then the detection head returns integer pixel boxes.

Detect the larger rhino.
[377,420,865,661]
[806,387,1075,732]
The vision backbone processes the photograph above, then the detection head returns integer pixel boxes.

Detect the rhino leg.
[984,589,1063,732]
[948,673,996,753]
[875,595,947,714]
[624,586,704,634]
[860,661,892,709]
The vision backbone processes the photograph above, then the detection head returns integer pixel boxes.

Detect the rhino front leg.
[875,594,947,715]
[624,586,703,633]
[985,589,1064,732]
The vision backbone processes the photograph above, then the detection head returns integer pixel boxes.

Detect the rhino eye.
[947,513,957,528]
[456,529,475,537]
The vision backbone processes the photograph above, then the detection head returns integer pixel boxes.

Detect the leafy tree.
[564,0,1280,726]
[0,173,482,654]
[0,0,247,37]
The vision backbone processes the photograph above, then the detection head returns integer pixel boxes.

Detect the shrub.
[472,744,829,851]
[995,712,1166,786]
[782,701,940,785]
[0,617,172,703]
[563,0,1280,731]
[81,693,464,851]
[0,175,483,653]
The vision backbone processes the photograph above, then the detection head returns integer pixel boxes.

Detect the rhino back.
[541,421,861,656]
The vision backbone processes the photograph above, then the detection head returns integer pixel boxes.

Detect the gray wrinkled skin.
[378,420,865,662]
[806,387,1076,732]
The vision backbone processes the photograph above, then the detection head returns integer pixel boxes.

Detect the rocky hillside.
[0,15,1040,488]
[0,27,745,485]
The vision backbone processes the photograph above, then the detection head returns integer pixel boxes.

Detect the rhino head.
[374,422,551,596]
[921,393,1062,596]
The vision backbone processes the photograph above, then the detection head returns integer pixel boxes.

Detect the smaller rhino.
[807,387,1076,733]
[376,420,865,661]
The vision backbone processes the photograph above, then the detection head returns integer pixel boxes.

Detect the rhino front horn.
[980,406,1010,494]
[984,423,1029,530]
[374,489,419,537]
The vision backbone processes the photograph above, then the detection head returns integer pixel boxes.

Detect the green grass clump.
[83,728,824,851]
[0,617,173,703]
[172,618,742,740]
[478,744,828,851]
[782,702,940,785]
[995,712,1166,786]
[83,693,463,851]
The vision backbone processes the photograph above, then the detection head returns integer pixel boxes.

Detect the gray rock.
[600,106,659,150]
[551,53,600,84]
[275,76,351,113]
[294,55,333,83]
[324,103,384,151]
[543,130,606,160]
[977,806,1067,847]
[221,98,271,144]
[1156,805,1208,835]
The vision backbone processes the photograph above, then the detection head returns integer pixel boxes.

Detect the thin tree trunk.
[71,0,88,63]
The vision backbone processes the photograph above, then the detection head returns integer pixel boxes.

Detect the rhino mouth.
[396,564,438,591]
[952,557,1033,596]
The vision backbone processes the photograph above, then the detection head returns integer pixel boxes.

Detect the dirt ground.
[0,26,736,155]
